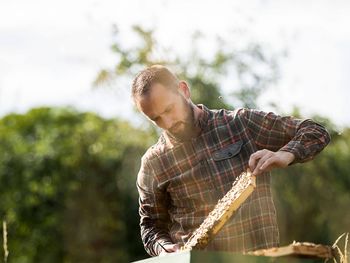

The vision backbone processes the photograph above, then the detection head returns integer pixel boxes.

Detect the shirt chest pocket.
[212,140,243,161]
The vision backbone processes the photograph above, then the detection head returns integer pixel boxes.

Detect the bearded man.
[132,65,330,256]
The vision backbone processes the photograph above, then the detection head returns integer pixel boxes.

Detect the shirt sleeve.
[237,108,330,163]
[137,155,173,256]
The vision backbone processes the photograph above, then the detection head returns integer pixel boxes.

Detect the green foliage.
[0,108,152,262]
[94,26,283,109]
[272,125,350,246]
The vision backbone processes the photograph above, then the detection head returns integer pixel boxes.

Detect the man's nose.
[162,117,173,130]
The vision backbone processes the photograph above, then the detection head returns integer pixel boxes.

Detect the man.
[132,65,330,256]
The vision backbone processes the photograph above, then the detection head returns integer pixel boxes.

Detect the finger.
[173,244,180,252]
[253,152,273,175]
[167,244,178,252]
[249,150,265,171]
[259,156,277,172]
[164,244,179,252]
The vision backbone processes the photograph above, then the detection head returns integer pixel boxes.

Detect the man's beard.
[167,101,197,141]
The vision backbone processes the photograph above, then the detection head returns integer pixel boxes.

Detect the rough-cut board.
[182,171,256,251]
[249,242,334,259]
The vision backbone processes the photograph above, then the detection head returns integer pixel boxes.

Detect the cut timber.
[182,170,256,251]
[249,242,334,259]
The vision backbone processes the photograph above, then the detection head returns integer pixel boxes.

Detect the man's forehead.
[140,83,177,103]
[137,83,177,117]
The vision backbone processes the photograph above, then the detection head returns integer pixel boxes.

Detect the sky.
[0,0,349,127]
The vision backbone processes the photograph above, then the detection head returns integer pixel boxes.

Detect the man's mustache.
[169,122,185,133]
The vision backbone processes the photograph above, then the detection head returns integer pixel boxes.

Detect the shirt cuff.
[278,141,304,164]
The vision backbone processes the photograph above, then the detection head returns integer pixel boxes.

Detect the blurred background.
[0,0,349,262]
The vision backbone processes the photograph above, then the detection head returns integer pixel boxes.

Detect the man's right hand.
[249,149,295,176]
[159,244,180,256]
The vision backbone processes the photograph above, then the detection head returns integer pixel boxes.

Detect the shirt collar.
[196,104,211,131]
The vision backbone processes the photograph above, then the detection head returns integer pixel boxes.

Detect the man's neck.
[193,103,203,125]
[192,103,204,137]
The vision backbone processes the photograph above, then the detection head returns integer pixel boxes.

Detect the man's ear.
[178,81,191,99]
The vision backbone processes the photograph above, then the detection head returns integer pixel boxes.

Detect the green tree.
[0,108,152,262]
[94,25,283,109]
[272,122,350,246]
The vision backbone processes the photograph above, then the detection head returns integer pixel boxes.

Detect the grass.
[329,232,349,263]
[2,220,9,263]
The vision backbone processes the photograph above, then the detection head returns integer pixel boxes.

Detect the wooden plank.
[182,171,256,250]
[249,242,334,259]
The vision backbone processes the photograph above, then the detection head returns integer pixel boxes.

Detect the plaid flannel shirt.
[137,105,330,256]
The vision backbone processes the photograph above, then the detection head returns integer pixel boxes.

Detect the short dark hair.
[131,65,179,103]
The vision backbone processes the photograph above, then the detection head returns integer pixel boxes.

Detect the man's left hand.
[249,150,295,176]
